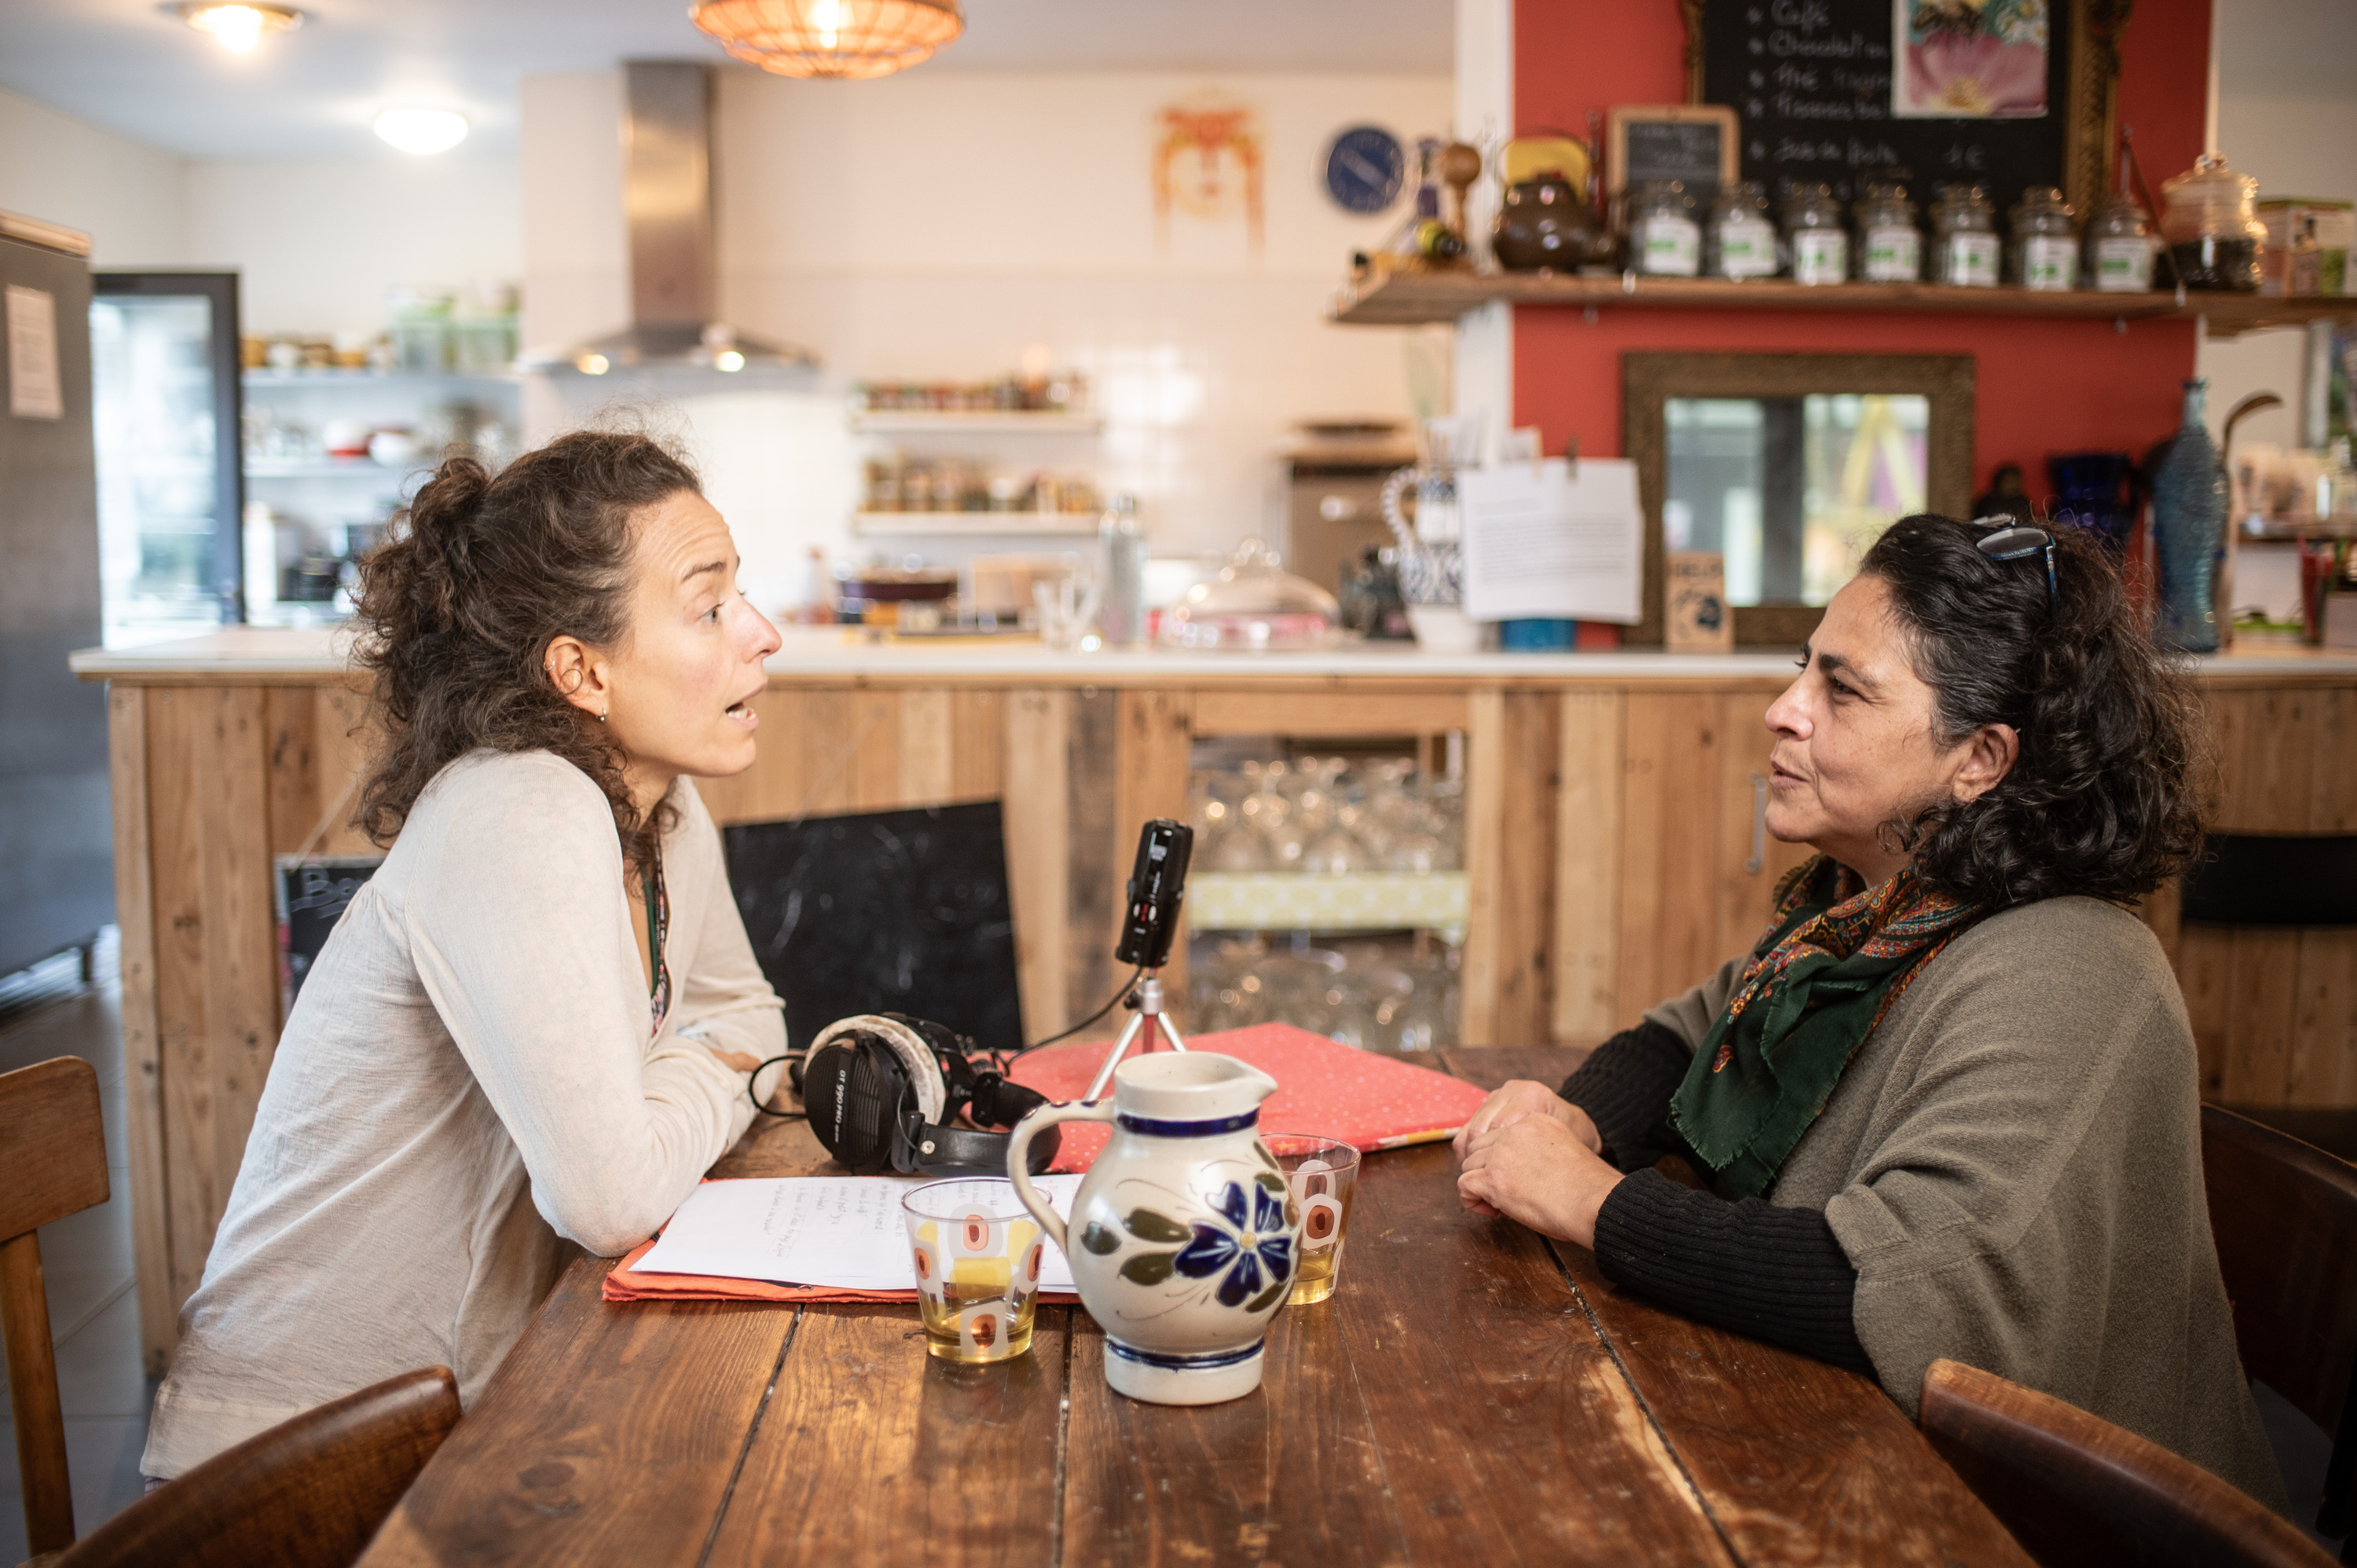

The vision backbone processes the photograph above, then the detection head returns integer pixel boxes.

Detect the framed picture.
[1623,352,1976,647]
[1604,104,1739,200]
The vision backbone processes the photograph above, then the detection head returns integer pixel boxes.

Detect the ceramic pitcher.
[1006,1052,1299,1405]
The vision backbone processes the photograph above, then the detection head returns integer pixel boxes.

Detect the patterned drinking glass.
[903,1178,1047,1363]
[1265,1135,1362,1305]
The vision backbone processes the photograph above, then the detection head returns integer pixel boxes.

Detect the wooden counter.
[72,627,2357,1370]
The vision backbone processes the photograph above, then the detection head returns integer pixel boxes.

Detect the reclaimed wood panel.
[2218,929,2302,1104]
[107,687,175,1374]
[1188,687,1471,738]
[2288,932,2357,1107]
[1553,691,1626,1042]
[1113,690,1193,998]
[1556,1241,2034,1567]
[1003,689,1072,1040]
[1462,691,1556,1047]
[950,689,1005,802]
[190,689,280,1242]
[313,681,378,856]
[896,687,955,806]
[262,686,318,857]
[2179,925,2233,1100]
[145,687,218,1310]
[361,1267,799,1568]
[1615,694,1670,1028]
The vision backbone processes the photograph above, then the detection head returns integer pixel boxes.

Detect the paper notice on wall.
[5,284,62,419]
[1458,457,1643,624]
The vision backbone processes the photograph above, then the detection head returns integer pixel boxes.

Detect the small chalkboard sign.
[275,855,384,1016]
[1607,104,1739,199]
[1692,0,2075,209]
[724,801,1024,1057]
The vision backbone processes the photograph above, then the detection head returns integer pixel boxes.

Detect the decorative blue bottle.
[2152,378,2226,653]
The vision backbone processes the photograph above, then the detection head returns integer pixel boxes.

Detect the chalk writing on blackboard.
[1696,0,2069,208]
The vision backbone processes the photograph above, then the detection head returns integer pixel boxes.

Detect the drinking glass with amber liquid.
[1266,1135,1362,1306]
[903,1178,1047,1363]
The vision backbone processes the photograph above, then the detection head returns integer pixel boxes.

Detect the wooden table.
[354,1047,2030,1566]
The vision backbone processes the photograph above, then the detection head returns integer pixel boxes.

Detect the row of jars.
[863,455,1102,515]
[1188,936,1460,1053]
[1625,178,2161,292]
[1192,756,1464,877]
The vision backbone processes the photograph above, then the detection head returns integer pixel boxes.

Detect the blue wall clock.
[1323,126,1406,214]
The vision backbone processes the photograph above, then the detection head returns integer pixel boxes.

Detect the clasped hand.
[1453,1080,1626,1250]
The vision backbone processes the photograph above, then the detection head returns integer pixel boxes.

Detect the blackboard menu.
[1698,0,2072,209]
[1622,119,1731,195]
[275,855,383,1015]
[725,801,1024,1057]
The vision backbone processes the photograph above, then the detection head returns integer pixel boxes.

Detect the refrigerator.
[0,212,112,979]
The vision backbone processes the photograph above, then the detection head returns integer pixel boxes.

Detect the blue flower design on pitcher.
[1173,1180,1295,1307]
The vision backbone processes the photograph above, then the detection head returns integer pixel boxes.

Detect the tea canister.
[1784,183,1849,285]
[1007,1051,1300,1405]
[1931,182,2001,287]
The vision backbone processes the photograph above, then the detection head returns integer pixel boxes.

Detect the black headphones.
[787,1014,1059,1178]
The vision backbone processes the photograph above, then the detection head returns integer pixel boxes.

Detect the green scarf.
[1668,855,1984,1199]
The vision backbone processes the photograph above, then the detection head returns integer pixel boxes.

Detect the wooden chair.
[1,1056,111,1558]
[2203,1103,2357,1556]
[1919,1357,2334,1568]
[52,1366,460,1568]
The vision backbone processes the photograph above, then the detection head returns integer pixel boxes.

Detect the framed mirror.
[1623,353,1975,647]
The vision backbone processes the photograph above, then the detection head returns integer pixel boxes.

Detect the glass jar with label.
[2084,188,2157,293]
[1784,183,1849,285]
[1629,179,1702,277]
[2010,186,2080,290]
[1853,180,1923,282]
[1706,182,1781,280]
[1930,183,2001,286]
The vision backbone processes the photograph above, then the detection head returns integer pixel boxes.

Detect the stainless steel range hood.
[530,60,816,375]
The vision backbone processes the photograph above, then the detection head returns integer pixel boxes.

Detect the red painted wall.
[1509,0,2213,496]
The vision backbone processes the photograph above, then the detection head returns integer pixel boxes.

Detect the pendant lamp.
[691,0,963,80]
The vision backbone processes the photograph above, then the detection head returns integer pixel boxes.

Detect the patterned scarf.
[1667,854,1985,1199]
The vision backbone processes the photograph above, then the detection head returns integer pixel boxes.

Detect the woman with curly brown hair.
[1455,514,2287,1507]
[141,429,786,1479]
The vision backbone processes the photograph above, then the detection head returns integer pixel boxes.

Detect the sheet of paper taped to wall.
[1457,456,1643,624]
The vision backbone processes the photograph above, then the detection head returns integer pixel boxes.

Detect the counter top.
[69,625,2357,687]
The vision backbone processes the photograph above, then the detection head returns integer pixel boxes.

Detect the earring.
[599,710,608,723]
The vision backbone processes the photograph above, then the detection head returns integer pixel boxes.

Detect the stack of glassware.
[1187,935,1461,1053]
[1190,756,1464,876]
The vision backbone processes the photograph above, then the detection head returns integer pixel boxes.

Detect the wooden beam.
[108,687,177,1373]
[1003,689,1072,1039]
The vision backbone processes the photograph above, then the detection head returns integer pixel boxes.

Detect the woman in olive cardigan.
[1455,515,2285,1508]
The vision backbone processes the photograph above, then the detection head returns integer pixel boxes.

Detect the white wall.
[522,67,1453,612]
[0,86,187,266]
[185,156,522,336]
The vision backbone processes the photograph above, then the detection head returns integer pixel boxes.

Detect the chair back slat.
[56,1366,461,1568]
[1919,1357,2333,1568]
[2201,1105,2357,1434]
[0,1057,108,1241]
[0,1057,111,1555]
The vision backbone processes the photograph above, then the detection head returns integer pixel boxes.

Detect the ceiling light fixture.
[174,2,303,53]
[373,108,471,155]
[690,0,962,80]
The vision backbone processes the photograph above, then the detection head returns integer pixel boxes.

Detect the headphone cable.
[746,964,1148,1119]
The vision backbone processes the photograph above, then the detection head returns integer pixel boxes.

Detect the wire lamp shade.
[691,0,963,79]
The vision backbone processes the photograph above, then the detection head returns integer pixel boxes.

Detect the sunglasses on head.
[1972,518,2058,614]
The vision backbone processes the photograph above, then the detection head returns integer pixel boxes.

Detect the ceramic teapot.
[1006,1052,1299,1405]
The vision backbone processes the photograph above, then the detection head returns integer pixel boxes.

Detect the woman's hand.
[1457,1116,1626,1250]
[1452,1079,1602,1161]
[707,1046,764,1075]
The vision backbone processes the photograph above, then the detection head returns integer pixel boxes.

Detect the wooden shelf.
[852,511,1099,536]
[849,410,1101,434]
[243,369,521,387]
[1329,268,2357,338]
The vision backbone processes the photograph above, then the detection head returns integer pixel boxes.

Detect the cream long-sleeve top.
[141,749,786,1479]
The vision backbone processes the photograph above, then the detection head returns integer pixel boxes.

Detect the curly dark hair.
[350,428,702,870]
[1860,513,2208,910]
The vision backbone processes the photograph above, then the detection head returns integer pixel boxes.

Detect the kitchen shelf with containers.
[1185,749,1466,1053]
[851,370,1106,536]
[239,365,519,621]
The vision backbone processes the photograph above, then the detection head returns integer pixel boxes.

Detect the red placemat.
[1006,1023,1488,1174]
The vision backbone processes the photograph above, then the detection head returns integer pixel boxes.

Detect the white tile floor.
[1,932,156,1563]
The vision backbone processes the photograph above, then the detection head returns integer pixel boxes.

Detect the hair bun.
[401,455,494,625]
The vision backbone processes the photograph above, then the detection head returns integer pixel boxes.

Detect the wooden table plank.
[703,1304,1070,1567]
[361,1263,799,1568]
[1548,1224,2034,1567]
[1326,1142,1735,1566]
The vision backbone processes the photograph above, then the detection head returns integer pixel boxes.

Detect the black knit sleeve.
[1592,1167,1874,1376]
[1558,1021,1693,1174]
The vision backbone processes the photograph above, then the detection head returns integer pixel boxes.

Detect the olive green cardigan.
[1645,895,2287,1509]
